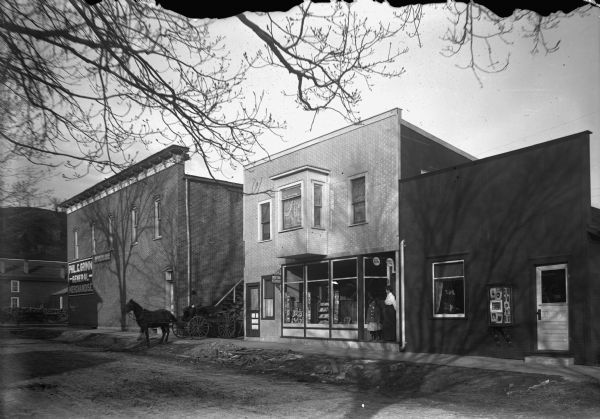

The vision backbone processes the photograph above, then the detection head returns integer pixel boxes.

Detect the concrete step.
[524,355,575,366]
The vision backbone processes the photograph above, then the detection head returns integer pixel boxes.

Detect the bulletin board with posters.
[488,286,513,326]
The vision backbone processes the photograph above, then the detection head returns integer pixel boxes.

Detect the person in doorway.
[382,286,397,341]
[365,293,382,341]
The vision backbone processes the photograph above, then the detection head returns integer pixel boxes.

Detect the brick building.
[399,131,600,365]
[243,109,600,365]
[0,207,67,311]
[243,108,473,342]
[60,146,243,329]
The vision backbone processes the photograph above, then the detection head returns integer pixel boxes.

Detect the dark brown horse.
[125,299,176,347]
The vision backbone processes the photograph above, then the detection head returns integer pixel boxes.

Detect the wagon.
[172,300,243,339]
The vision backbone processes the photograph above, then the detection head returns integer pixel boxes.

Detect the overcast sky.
[46,1,599,207]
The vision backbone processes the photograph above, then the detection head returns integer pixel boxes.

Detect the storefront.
[279,251,398,342]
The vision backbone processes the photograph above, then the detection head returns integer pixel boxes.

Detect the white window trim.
[312,181,325,229]
[432,259,466,319]
[257,199,272,242]
[348,173,368,226]
[11,280,19,293]
[11,296,19,308]
[154,199,162,240]
[91,223,96,255]
[131,207,138,245]
[108,215,114,249]
[279,181,303,232]
[74,228,79,260]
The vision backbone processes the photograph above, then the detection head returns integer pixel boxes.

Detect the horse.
[124,299,177,347]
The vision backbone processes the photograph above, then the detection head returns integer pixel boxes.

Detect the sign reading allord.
[68,258,94,295]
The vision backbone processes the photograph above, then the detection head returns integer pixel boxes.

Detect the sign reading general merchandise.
[68,258,94,295]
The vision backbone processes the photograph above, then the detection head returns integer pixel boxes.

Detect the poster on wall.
[488,286,513,326]
[68,258,94,296]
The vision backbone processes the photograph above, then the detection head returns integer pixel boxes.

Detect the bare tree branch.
[237,2,408,123]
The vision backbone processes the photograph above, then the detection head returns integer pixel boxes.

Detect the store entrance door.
[536,264,569,351]
[246,283,260,337]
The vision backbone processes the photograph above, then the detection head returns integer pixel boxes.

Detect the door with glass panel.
[536,264,569,351]
[246,283,260,337]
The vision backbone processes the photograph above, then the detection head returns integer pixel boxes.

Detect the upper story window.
[313,183,323,228]
[11,280,19,293]
[258,200,271,241]
[91,223,96,255]
[350,175,366,224]
[73,228,79,259]
[154,199,162,239]
[108,215,114,249]
[131,207,138,245]
[433,260,466,318]
[281,184,302,230]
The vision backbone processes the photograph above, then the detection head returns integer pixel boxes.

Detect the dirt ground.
[3,328,600,418]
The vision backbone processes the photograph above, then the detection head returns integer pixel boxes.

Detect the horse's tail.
[169,312,177,323]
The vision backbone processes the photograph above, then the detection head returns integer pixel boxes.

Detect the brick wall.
[66,163,184,328]
[187,178,243,307]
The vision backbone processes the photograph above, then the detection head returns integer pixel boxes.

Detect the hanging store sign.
[93,250,111,264]
[68,258,94,295]
[271,268,282,284]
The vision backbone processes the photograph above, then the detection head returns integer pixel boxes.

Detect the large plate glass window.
[281,184,302,230]
[283,265,304,325]
[307,262,329,326]
[332,258,358,326]
[433,260,465,318]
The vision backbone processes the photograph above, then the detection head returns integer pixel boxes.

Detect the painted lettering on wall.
[68,258,94,295]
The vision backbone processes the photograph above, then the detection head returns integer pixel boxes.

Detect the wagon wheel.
[188,316,209,338]
[172,321,189,338]
[218,312,236,338]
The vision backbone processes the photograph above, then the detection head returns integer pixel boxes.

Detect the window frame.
[91,223,96,255]
[11,297,19,308]
[432,259,466,319]
[279,181,303,231]
[331,258,358,327]
[258,199,272,242]
[11,280,19,293]
[131,206,138,245]
[348,174,367,225]
[154,199,162,240]
[262,276,275,320]
[312,182,324,229]
[108,214,114,249]
[73,228,79,259]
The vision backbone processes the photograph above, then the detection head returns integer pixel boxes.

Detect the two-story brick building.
[243,108,473,344]
[243,109,600,365]
[60,146,243,329]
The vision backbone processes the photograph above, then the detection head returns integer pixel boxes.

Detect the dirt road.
[2,328,600,418]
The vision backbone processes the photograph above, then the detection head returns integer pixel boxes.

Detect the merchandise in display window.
[284,265,304,325]
[332,259,357,325]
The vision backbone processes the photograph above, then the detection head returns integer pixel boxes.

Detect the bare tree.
[440,2,593,86]
[1,0,591,179]
[1,0,280,178]
[79,175,173,330]
[237,2,410,123]
[0,165,51,207]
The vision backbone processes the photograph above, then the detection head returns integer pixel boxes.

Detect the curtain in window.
[282,186,301,229]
